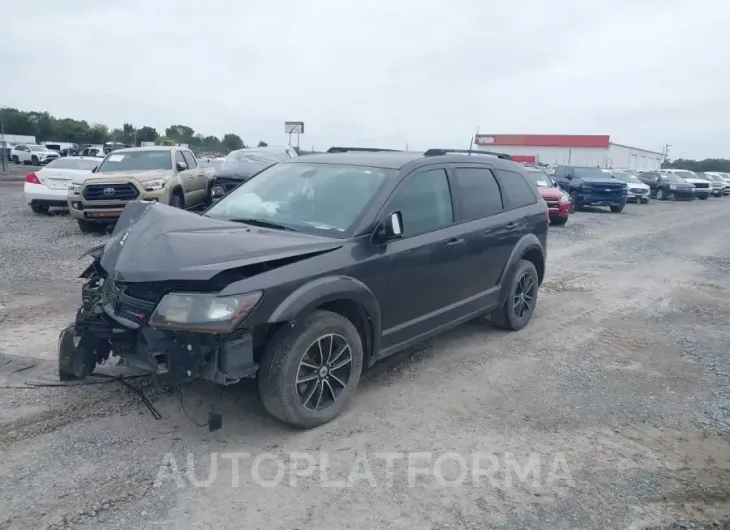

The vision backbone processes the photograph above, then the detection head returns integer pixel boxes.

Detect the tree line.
[662,158,730,173]
[0,107,272,154]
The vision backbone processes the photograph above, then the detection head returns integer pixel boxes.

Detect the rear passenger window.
[453,167,503,220]
[494,169,538,209]
[389,169,453,236]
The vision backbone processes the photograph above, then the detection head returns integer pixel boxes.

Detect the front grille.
[545,200,559,208]
[693,182,709,189]
[117,281,170,304]
[629,188,648,194]
[83,183,139,201]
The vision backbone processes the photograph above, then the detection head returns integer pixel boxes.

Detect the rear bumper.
[24,182,69,206]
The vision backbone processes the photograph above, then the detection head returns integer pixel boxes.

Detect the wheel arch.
[265,276,382,367]
[497,235,545,305]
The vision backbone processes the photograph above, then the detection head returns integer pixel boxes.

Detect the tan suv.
[67,146,209,233]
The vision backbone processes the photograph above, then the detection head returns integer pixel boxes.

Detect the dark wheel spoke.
[323,379,338,402]
[296,333,353,412]
[330,373,347,388]
[303,380,321,407]
[331,354,352,372]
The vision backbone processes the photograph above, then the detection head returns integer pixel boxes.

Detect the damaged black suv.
[59,147,548,428]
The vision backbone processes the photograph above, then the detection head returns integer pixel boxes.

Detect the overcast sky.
[1,0,728,159]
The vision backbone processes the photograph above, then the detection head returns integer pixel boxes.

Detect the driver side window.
[175,151,187,169]
[388,169,454,237]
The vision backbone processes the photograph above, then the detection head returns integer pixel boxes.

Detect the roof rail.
[326,146,402,153]
[423,148,514,161]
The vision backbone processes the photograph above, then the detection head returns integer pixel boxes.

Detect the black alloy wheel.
[489,259,539,331]
[258,309,364,428]
[295,333,353,412]
[513,272,536,320]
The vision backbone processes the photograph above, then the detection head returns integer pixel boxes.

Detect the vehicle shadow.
[158,318,509,439]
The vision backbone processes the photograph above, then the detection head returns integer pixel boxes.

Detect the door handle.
[505,222,518,229]
[446,238,465,248]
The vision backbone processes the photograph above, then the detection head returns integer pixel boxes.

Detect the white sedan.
[24,156,100,214]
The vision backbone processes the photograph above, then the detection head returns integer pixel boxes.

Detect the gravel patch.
[1,187,730,529]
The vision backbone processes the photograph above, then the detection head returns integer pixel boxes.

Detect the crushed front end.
[59,249,262,386]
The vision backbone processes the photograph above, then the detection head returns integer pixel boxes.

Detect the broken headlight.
[148,291,262,333]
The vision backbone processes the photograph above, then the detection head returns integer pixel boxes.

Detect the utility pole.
[662,144,671,163]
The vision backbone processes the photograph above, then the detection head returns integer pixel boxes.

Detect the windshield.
[44,158,99,170]
[523,169,552,187]
[29,145,46,152]
[610,171,641,183]
[221,148,291,170]
[574,166,609,179]
[206,162,394,237]
[671,170,697,180]
[97,150,172,172]
[665,173,686,183]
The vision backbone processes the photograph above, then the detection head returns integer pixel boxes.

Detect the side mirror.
[176,162,188,172]
[385,211,403,238]
[372,211,403,244]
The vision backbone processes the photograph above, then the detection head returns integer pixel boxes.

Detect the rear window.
[44,158,98,170]
[494,169,538,208]
[452,167,503,220]
[573,166,609,179]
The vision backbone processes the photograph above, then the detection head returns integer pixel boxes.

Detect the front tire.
[77,219,98,234]
[170,191,185,209]
[12,155,19,164]
[610,203,625,213]
[31,156,39,165]
[258,310,364,428]
[699,195,708,200]
[570,191,581,211]
[489,259,539,331]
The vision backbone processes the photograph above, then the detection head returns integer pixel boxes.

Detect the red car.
[523,165,571,225]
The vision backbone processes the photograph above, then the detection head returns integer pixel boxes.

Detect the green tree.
[221,133,244,151]
[662,158,730,172]
[165,125,195,144]
[136,126,159,143]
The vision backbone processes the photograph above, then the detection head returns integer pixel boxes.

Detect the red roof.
[474,134,610,148]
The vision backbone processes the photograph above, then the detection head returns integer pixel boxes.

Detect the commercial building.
[474,134,664,170]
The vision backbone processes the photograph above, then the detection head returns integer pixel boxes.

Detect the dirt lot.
[1,182,730,530]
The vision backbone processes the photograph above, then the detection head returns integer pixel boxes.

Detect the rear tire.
[30,204,49,214]
[77,219,98,234]
[12,155,19,164]
[258,310,364,429]
[699,195,708,200]
[656,188,666,201]
[489,259,539,331]
[550,216,568,226]
[31,156,39,165]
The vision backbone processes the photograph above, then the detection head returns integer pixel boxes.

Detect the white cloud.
[0,0,728,157]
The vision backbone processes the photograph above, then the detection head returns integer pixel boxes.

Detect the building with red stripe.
[474,134,664,170]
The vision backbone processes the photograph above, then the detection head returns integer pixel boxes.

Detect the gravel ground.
[1,183,730,530]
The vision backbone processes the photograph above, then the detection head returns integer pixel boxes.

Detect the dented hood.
[100,201,343,282]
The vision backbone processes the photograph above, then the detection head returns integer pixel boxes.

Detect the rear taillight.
[25,172,40,184]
